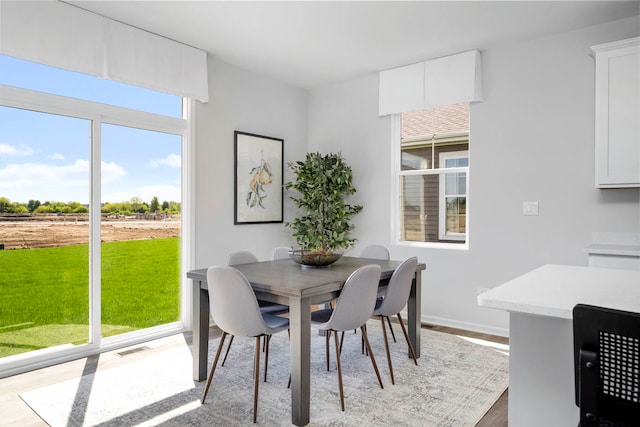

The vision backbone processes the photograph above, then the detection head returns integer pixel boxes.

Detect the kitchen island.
[478,264,640,427]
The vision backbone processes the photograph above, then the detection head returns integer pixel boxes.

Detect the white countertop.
[477,264,640,319]
[584,243,640,257]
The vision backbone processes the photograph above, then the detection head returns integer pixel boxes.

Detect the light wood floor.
[0,324,508,426]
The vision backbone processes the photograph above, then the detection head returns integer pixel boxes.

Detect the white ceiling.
[67,1,640,89]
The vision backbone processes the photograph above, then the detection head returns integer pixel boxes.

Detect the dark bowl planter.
[288,249,343,268]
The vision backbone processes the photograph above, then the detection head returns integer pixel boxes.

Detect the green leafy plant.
[285,152,363,253]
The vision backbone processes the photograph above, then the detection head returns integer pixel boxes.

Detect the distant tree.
[33,205,52,214]
[0,197,9,213]
[102,202,132,215]
[13,204,28,214]
[73,205,89,214]
[149,196,160,213]
[27,199,41,212]
[161,201,169,211]
[129,196,143,213]
[167,201,181,214]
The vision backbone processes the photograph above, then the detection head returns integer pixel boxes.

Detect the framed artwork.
[234,131,284,224]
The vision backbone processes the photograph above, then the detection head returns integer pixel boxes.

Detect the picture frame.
[234,131,284,224]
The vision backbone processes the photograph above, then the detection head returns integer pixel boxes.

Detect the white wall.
[193,56,308,267]
[307,17,640,336]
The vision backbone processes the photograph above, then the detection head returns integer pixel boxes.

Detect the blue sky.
[0,54,182,205]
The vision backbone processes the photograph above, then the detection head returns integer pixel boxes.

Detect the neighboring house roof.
[401,103,469,140]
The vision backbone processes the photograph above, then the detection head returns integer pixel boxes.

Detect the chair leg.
[380,316,395,385]
[221,334,235,366]
[325,330,331,371]
[253,336,261,423]
[397,313,418,365]
[263,335,271,382]
[362,324,368,355]
[201,332,228,404]
[339,331,345,354]
[333,329,345,411]
[360,326,384,389]
[387,316,397,343]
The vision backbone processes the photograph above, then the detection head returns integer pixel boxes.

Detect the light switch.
[523,201,539,216]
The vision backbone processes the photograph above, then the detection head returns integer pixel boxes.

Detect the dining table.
[187,256,426,427]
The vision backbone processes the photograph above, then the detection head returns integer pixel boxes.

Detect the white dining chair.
[371,256,419,385]
[201,266,290,423]
[272,246,291,260]
[310,264,384,411]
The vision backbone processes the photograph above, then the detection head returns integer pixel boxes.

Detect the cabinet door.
[593,38,640,188]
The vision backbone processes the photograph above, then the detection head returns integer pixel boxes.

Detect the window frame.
[0,83,194,377]
[438,150,469,241]
[391,114,470,250]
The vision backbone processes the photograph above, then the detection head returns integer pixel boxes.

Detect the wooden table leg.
[289,296,311,426]
[408,272,422,358]
[192,279,209,381]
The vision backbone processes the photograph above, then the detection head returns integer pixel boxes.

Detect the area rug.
[20,323,509,426]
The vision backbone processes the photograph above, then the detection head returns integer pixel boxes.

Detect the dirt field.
[0,219,181,250]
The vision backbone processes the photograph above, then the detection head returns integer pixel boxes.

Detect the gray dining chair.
[310,264,384,411]
[222,251,289,369]
[272,246,291,260]
[359,244,396,344]
[360,244,390,260]
[371,256,419,385]
[201,266,290,423]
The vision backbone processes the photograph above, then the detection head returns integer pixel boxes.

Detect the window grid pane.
[399,103,469,244]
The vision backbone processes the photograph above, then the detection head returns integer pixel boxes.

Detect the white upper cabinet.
[591,37,640,188]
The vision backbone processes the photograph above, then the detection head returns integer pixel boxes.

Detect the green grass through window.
[0,238,180,358]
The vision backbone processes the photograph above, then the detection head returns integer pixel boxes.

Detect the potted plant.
[284,152,363,266]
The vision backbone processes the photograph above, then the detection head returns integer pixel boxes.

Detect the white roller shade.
[0,1,209,102]
[379,49,482,116]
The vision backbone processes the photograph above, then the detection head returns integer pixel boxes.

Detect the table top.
[188,256,426,299]
[477,264,640,319]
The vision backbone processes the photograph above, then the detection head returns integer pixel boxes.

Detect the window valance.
[0,1,209,102]
[379,49,482,116]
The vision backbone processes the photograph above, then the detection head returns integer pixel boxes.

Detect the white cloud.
[0,159,126,203]
[0,143,34,157]
[49,153,65,161]
[101,160,127,183]
[150,153,181,169]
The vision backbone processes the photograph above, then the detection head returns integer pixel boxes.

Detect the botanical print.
[234,131,283,224]
[247,150,273,209]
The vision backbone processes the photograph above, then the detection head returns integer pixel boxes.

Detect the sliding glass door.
[0,54,188,377]
[0,106,91,358]
[100,124,182,340]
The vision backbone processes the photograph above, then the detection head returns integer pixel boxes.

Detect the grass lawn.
[0,238,180,358]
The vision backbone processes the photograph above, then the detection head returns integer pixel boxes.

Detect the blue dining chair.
[201,266,290,423]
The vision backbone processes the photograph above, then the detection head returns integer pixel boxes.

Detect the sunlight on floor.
[456,335,510,356]
[133,400,201,427]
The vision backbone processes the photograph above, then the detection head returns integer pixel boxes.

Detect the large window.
[0,54,188,377]
[396,103,470,247]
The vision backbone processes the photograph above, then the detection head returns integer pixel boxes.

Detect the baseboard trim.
[421,314,509,338]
